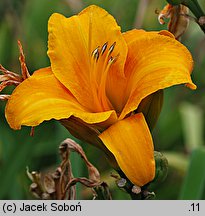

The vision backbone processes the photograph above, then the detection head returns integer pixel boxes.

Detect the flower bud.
[151,151,169,185]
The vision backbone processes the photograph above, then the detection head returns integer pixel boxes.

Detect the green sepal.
[151,151,169,185]
[136,90,163,131]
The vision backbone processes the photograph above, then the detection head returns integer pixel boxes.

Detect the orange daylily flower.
[4,5,196,187]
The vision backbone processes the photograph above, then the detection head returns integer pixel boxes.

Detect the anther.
[108,56,113,64]
[108,42,116,55]
[92,46,100,60]
[108,53,119,64]
[101,42,108,55]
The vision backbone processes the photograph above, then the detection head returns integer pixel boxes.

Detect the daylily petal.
[5,67,117,130]
[99,113,155,186]
[106,30,174,113]
[123,29,175,44]
[48,5,127,112]
[120,30,196,119]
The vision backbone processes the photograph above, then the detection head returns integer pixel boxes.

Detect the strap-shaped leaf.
[180,147,205,199]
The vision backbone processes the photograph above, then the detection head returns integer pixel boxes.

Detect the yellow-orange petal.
[122,29,175,45]
[5,67,117,130]
[99,113,155,186]
[120,30,196,119]
[48,5,127,111]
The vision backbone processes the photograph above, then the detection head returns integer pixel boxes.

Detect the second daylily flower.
[4,5,196,187]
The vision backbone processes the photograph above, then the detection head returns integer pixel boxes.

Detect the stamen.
[108,54,120,64]
[92,46,100,61]
[108,42,116,55]
[108,56,113,64]
[90,42,119,112]
[101,42,108,55]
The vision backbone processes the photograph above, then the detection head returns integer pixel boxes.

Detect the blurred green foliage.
[0,0,205,199]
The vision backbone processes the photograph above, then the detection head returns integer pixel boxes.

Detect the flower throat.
[90,41,119,112]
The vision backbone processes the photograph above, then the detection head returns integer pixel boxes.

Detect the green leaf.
[179,147,205,199]
[163,151,188,173]
[0,137,33,199]
[179,102,204,151]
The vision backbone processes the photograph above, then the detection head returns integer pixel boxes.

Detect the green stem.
[183,0,204,18]
[183,0,205,33]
